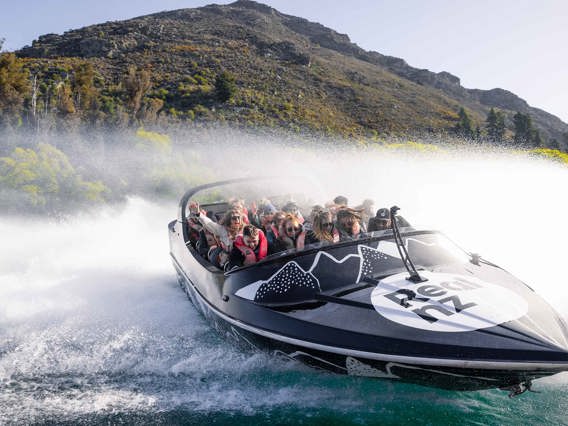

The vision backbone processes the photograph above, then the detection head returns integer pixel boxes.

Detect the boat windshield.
[377,231,471,270]
[260,230,471,272]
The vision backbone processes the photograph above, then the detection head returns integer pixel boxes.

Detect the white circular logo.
[370,271,528,332]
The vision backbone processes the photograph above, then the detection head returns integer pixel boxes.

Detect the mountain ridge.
[11,0,568,145]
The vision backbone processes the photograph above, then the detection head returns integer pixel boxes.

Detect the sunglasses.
[321,222,334,229]
[341,219,356,226]
[286,226,301,233]
[230,215,241,221]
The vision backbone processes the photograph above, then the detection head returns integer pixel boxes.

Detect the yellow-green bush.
[0,143,108,214]
[135,127,172,153]
[382,140,441,152]
[530,148,568,165]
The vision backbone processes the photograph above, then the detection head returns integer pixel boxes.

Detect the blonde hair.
[313,210,335,242]
[279,214,301,235]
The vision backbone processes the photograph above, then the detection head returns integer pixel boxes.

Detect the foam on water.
[2,142,568,424]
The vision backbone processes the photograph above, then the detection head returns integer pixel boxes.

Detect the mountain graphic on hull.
[254,261,320,304]
[310,252,361,291]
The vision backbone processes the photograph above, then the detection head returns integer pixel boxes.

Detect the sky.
[1,0,567,123]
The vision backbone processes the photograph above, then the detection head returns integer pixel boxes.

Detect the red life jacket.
[234,230,268,265]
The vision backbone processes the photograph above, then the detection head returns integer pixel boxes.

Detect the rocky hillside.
[12,0,568,144]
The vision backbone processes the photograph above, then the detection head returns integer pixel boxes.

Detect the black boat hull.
[171,255,563,391]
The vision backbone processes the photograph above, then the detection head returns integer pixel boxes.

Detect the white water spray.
[1,136,568,422]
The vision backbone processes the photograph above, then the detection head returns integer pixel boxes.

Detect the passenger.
[271,214,306,253]
[248,199,271,228]
[333,195,348,207]
[196,229,218,258]
[325,201,339,220]
[310,204,325,218]
[304,204,325,231]
[228,225,268,269]
[187,216,203,246]
[335,207,364,241]
[246,201,259,228]
[326,196,348,221]
[367,208,392,232]
[265,211,285,246]
[258,203,277,231]
[188,201,245,267]
[305,209,340,245]
[355,199,375,231]
[229,198,250,224]
[281,201,305,224]
[208,246,230,269]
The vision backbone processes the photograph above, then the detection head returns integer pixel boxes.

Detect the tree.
[74,63,98,110]
[73,63,102,125]
[214,70,236,102]
[138,97,164,124]
[55,81,76,115]
[454,107,474,139]
[532,129,543,147]
[513,112,533,144]
[474,126,481,140]
[513,112,546,147]
[0,53,30,126]
[123,65,152,118]
[0,38,4,51]
[485,107,505,143]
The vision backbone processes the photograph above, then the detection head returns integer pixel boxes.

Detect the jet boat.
[168,179,568,392]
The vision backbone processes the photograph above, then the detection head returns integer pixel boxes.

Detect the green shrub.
[214,71,237,102]
[0,143,109,214]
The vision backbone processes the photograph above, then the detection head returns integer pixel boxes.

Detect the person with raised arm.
[188,201,245,268]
